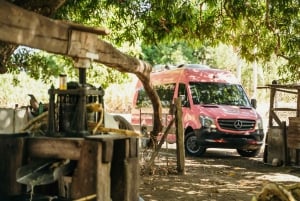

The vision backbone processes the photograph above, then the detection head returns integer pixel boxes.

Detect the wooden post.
[48,86,56,136]
[175,98,185,174]
[96,139,113,201]
[110,137,139,201]
[70,140,98,199]
[297,89,300,117]
[282,121,288,166]
[70,138,113,201]
[269,87,276,127]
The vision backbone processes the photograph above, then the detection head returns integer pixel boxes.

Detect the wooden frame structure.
[261,84,300,166]
[266,84,300,127]
[0,134,139,201]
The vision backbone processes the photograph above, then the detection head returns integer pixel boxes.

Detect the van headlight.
[200,116,216,128]
[255,117,263,130]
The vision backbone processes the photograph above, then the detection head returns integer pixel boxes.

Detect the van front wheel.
[185,132,206,156]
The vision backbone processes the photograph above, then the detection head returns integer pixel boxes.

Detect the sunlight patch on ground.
[185,190,202,195]
[256,173,300,182]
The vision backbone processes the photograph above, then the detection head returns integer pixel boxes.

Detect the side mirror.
[251,99,257,109]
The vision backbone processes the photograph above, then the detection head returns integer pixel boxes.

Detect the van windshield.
[189,82,251,107]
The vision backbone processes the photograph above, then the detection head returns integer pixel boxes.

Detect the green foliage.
[7,47,131,88]
[87,63,131,89]
[141,42,204,65]
[7,48,72,84]
[6,0,300,84]
[0,72,50,107]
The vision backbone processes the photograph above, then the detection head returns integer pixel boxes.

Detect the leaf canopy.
[3,0,300,82]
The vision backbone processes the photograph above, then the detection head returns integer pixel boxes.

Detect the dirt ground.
[138,148,300,201]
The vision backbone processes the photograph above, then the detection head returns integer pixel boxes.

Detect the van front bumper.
[194,128,264,150]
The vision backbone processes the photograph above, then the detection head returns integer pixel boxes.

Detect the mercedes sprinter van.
[131,64,264,157]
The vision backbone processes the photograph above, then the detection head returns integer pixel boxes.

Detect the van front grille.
[218,119,255,131]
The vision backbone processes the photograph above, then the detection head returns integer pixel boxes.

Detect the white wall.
[0,107,29,134]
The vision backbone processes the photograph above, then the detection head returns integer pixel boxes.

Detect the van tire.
[185,132,206,156]
[237,148,261,157]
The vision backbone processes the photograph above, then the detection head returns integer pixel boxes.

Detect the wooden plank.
[273,108,297,112]
[273,88,298,94]
[102,140,114,163]
[124,157,139,201]
[110,138,139,201]
[85,134,129,161]
[289,117,300,125]
[26,137,83,160]
[287,118,300,149]
[110,138,130,201]
[0,134,27,197]
[96,141,112,201]
[70,140,97,199]
[266,128,285,164]
[129,138,138,158]
[287,135,300,147]
[270,110,282,127]
[85,135,139,200]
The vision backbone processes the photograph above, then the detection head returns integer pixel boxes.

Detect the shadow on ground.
[139,148,300,201]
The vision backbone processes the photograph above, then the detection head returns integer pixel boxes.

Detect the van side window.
[136,83,176,108]
[178,83,189,107]
[136,87,151,107]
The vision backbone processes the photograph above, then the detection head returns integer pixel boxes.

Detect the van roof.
[152,63,209,72]
[151,64,239,84]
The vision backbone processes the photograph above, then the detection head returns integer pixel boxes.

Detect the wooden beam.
[270,110,282,127]
[26,137,83,160]
[272,88,298,95]
[0,0,69,54]
[0,0,108,58]
[273,108,297,112]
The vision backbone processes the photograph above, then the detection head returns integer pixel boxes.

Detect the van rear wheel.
[185,132,206,156]
[237,148,261,157]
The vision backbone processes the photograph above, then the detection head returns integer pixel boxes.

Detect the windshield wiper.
[201,104,218,107]
[239,106,252,109]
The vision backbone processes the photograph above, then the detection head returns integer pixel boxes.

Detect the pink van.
[131,64,264,157]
